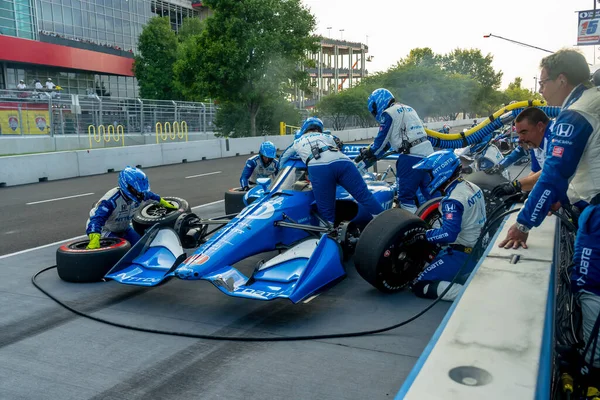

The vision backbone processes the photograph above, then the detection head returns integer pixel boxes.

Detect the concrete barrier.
[161,139,223,164]
[77,145,164,176]
[397,208,557,399]
[0,151,79,185]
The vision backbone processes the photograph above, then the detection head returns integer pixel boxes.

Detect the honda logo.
[554,123,574,138]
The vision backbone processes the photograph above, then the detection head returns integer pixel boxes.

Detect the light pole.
[327,26,332,38]
[533,76,538,93]
[483,33,554,53]
[339,29,345,40]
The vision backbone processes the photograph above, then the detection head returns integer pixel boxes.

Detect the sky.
[302,0,600,91]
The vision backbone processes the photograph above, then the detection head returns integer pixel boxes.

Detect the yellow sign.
[0,110,50,135]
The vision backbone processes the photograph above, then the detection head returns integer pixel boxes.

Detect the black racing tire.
[132,196,190,235]
[416,197,443,228]
[56,237,131,283]
[354,208,433,293]
[224,186,256,215]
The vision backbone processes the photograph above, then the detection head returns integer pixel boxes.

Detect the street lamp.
[533,76,538,93]
[327,26,332,38]
[483,33,553,53]
[339,29,345,40]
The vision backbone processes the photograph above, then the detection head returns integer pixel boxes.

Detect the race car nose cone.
[175,266,194,279]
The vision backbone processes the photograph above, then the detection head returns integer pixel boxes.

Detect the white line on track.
[0,200,224,260]
[26,192,95,205]
[185,171,222,179]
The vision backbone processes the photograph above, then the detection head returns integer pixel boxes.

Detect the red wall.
[0,35,134,76]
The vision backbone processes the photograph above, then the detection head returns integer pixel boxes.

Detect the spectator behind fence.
[17,80,26,90]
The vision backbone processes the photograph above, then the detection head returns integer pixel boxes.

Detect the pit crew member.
[411,150,486,302]
[488,107,553,196]
[86,166,177,249]
[239,141,279,191]
[499,49,600,391]
[359,88,435,213]
[280,117,384,225]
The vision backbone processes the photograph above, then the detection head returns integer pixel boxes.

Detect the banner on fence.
[0,110,50,135]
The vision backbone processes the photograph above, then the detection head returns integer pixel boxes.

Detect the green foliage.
[174,0,318,136]
[315,87,372,130]
[502,77,543,103]
[177,18,205,42]
[214,97,301,137]
[133,17,180,100]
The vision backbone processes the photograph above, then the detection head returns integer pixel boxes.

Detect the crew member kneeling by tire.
[410,150,487,302]
[86,166,177,249]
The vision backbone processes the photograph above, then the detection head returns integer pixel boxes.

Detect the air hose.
[31,207,521,342]
[425,100,561,149]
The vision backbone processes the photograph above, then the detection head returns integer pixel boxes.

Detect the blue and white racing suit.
[499,121,553,173]
[280,132,384,223]
[516,85,600,367]
[239,155,279,188]
[368,103,434,213]
[413,179,487,301]
[86,187,161,245]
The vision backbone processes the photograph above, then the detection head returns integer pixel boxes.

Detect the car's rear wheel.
[56,238,131,283]
[416,197,443,228]
[132,196,190,235]
[354,209,433,293]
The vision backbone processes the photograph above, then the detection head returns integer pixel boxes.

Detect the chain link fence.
[0,89,217,137]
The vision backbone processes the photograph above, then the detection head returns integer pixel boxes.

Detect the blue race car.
[103,153,414,303]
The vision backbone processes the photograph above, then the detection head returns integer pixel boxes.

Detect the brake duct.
[425,100,561,149]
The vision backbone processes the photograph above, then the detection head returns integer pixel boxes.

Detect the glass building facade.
[0,0,208,97]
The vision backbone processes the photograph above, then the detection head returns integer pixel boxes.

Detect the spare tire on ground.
[57,237,131,283]
[224,186,256,215]
[132,196,190,235]
[354,208,434,293]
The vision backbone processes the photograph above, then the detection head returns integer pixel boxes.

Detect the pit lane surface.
[0,198,451,400]
[1,130,492,399]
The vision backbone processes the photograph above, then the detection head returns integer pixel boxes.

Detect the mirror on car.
[257,177,271,193]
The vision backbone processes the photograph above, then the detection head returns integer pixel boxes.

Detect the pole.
[483,33,554,53]
[533,76,538,93]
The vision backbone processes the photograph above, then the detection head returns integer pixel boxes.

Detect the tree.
[133,17,180,100]
[398,47,439,68]
[214,96,301,137]
[316,87,371,130]
[174,0,318,136]
[177,17,205,42]
[502,77,542,103]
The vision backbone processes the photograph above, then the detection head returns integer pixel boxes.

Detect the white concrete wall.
[0,151,79,185]
[0,120,474,186]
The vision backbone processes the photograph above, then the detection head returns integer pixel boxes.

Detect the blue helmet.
[294,129,302,140]
[118,166,150,203]
[259,141,277,159]
[367,88,395,122]
[299,117,324,135]
[412,150,461,196]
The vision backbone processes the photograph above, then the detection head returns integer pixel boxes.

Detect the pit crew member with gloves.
[359,88,435,213]
[239,141,279,191]
[279,117,384,225]
[410,150,486,302]
[439,124,451,134]
[488,107,553,197]
[86,166,177,249]
[499,49,600,392]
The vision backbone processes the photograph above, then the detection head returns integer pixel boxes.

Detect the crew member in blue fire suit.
[499,50,600,390]
[239,141,279,191]
[410,150,487,302]
[487,107,553,196]
[439,124,451,134]
[360,88,435,213]
[279,117,384,225]
[86,166,177,249]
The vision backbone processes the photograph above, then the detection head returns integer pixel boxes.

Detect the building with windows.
[0,0,209,97]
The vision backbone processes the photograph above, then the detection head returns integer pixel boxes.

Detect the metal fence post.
[172,100,178,125]
[44,92,54,137]
[138,98,144,134]
[200,102,206,135]
[17,103,23,135]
